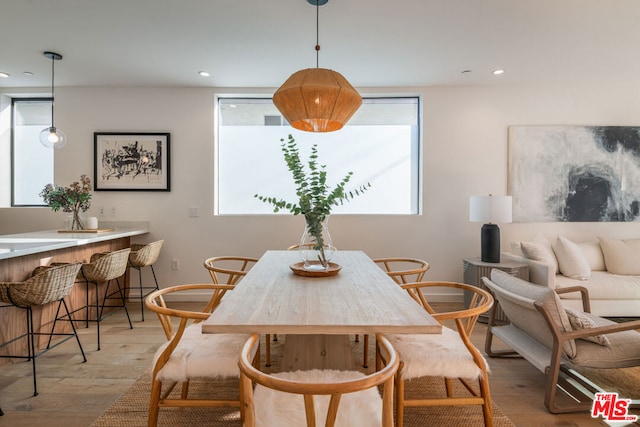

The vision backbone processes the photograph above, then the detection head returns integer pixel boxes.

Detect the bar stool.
[78,248,133,350]
[0,263,86,396]
[127,239,163,321]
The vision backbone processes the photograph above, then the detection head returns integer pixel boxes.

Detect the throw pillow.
[552,236,591,280]
[598,237,640,275]
[576,241,606,271]
[521,241,558,274]
[564,307,611,346]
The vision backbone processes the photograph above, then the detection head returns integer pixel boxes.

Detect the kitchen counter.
[0,222,149,260]
[0,221,150,367]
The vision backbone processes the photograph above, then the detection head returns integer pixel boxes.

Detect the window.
[12,98,54,206]
[216,96,421,215]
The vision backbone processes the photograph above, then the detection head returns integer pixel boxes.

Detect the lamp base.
[481,223,501,263]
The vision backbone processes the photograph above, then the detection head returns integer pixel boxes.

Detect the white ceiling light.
[198,71,210,77]
[492,69,505,75]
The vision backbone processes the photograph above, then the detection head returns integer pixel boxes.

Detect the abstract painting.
[94,132,170,191]
[508,126,640,222]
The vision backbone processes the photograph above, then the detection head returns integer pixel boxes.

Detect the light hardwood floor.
[0,302,620,426]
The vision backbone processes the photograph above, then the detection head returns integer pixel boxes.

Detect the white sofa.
[502,234,640,317]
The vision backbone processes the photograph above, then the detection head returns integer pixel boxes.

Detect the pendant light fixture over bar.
[272,0,362,132]
[39,51,67,149]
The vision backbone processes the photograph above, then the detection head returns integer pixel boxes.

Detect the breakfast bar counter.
[0,223,149,366]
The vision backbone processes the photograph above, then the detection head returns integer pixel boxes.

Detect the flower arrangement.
[255,134,370,267]
[40,174,92,230]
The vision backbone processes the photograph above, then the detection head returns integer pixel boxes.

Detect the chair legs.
[2,299,87,397]
[128,264,160,321]
[83,278,133,351]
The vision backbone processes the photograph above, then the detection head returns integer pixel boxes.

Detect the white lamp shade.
[469,195,512,223]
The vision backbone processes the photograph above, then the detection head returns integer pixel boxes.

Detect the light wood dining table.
[201,250,441,371]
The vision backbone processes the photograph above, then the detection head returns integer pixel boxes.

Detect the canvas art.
[508,126,640,222]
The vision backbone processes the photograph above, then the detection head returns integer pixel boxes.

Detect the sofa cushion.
[576,241,606,271]
[555,271,640,300]
[599,237,640,275]
[564,307,610,346]
[486,270,576,358]
[552,236,591,280]
[570,313,640,368]
[521,234,558,274]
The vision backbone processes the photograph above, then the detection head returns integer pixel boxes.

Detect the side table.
[463,257,529,323]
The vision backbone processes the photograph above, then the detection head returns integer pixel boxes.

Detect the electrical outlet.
[110,207,116,217]
[171,259,180,270]
[99,207,105,216]
[189,207,199,217]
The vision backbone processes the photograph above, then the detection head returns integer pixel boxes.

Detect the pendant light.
[39,51,67,149]
[272,0,362,133]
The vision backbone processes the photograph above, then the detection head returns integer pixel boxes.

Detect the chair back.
[401,281,493,337]
[239,333,399,427]
[373,258,430,284]
[129,239,164,267]
[0,263,82,307]
[203,256,258,286]
[83,248,131,282]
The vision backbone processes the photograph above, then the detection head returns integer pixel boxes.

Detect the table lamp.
[469,194,512,263]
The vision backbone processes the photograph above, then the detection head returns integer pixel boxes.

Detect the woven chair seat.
[82,248,131,282]
[0,263,82,307]
[154,323,249,382]
[128,240,163,268]
[387,327,486,380]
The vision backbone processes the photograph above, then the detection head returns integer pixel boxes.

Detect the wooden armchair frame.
[239,333,399,427]
[145,283,250,427]
[379,281,494,427]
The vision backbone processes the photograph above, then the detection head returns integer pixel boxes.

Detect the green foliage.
[40,174,92,213]
[255,134,370,220]
[255,134,370,265]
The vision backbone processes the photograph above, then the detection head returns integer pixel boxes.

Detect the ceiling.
[2,0,640,89]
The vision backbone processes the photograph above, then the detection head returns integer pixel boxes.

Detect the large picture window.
[216,96,421,215]
[12,98,54,206]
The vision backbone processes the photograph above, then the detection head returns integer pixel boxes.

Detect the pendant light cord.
[315,1,320,68]
[50,55,55,128]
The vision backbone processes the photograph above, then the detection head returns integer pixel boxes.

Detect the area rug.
[92,336,515,426]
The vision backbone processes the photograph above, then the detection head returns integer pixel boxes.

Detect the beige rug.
[92,336,515,426]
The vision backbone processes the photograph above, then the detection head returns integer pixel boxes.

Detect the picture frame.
[94,132,170,191]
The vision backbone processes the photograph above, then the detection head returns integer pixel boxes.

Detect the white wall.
[2,84,640,300]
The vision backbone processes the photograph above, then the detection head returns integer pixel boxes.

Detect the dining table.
[201,250,441,371]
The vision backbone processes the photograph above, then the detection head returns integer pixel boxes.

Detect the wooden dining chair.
[144,283,258,427]
[358,257,431,368]
[202,256,276,366]
[239,333,399,427]
[378,281,494,427]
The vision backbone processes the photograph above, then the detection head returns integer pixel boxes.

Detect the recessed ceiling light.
[492,69,505,75]
[0,72,9,78]
[461,70,472,74]
[23,71,34,76]
[198,71,210,77]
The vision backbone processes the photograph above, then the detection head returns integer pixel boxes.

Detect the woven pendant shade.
[273,68,362,132]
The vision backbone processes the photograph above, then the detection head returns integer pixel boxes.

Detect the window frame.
[214,93,423,216]
[11,97,54,207]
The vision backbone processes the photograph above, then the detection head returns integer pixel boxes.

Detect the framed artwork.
[508,125,640,222]
[94,132,170,191]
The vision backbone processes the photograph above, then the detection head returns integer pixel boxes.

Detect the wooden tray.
[290,261,342,277]
[57,228,115,233]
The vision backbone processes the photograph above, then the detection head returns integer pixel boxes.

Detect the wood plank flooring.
[0,302,617,426]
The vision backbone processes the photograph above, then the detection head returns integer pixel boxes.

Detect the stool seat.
[72,248,133,350]
[0,263,86,396]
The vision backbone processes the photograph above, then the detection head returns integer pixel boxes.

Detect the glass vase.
[69,209,86,230]
[299,215,335,271]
